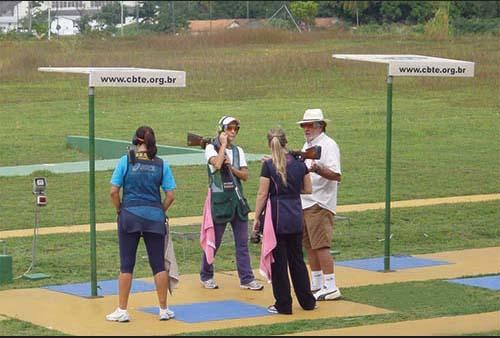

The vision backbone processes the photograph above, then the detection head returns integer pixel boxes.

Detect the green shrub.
[452,17,500,35]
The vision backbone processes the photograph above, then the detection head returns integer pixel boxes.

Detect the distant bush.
[267,18,296,31]
[0,30,37,41]
[452,17,500,35]
[354,23,423,36]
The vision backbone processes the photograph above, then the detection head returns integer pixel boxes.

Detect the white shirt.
[300,132,341,214]
[205,143,248,173]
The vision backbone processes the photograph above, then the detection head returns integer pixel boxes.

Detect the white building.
[0,1,139,35]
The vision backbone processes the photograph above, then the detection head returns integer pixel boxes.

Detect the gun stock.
[187,133,212,149]
[290,145,322,161]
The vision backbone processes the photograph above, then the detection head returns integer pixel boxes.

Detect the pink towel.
[200,189,216,264]
[259,198,277,283]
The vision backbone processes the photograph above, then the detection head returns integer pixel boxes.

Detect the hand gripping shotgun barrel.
[289,145,322,161]
[187,132,251,216]
[250,144,322,244]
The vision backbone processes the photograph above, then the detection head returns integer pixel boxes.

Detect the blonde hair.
[267,128,288,186]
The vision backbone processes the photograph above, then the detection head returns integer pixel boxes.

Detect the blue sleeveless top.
[111,154,172,234]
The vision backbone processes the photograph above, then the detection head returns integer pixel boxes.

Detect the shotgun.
[251,145,322,244]
[289,145,322,161]
[187,132,213,149]
[187,132,251,216]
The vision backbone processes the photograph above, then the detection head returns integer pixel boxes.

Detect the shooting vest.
[208,144,248,223]
[121,152,166,235]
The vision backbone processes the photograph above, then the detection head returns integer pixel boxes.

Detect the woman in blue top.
[253,127,316,315]
[106,126,176,322]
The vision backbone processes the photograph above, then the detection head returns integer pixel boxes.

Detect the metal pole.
[172,1,175,34]
[384,75,393,272]
[136,0,139,25]
[48,7,51,40]
[89,86,97,297]
[28,1,32,35]
[121,1,124,37]
[283,4,302,33]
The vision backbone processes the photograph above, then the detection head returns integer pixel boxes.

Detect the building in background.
[0,1,138,35]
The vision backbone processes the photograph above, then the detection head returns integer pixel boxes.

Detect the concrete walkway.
[287,311,500,336]
[1,193,499,239]
[0,247,498,336]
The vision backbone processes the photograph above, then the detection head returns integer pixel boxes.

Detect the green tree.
[74,14,93,34]
[93,2,123,32]
[450,1,500,19]
[155,1,189,34]
[290,1,318,31]
[138,0,158,25]
[424,2,450,39]
[342,1,369,26]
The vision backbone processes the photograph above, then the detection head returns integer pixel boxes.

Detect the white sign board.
[38,67,186,87]
[333,54,474,77]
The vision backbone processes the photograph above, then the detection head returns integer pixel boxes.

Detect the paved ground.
[0,193,499,335]
[0,247,498,336]
[288,311,500,336]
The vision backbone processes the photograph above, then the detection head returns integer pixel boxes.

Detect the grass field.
[0,28,499,335]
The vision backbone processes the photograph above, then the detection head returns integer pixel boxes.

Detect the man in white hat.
[297,108,342,301]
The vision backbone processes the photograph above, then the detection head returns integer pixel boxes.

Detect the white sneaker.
[240,280,264,291]
[159,307,175,321]
[200,278,219,289]
[106,308,130,322]
[314,287,342,301]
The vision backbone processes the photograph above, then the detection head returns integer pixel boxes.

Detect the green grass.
[178,280,500,336]
[0,34,498,232]
[0,29,498,336]
[1,201,497,291]
[2,279,498,336]
[463,331,500,336]
[0,318,67,336]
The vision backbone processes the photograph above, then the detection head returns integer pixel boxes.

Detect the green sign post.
[38,67,186,296]
[332,54,474,271]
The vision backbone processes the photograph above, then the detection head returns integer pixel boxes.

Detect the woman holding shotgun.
[199,116,263,291]
[253,127,316,315]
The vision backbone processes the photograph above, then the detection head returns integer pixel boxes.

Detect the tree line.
[14,1,500,37]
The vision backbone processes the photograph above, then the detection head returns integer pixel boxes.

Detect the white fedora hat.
[296,108,330,124]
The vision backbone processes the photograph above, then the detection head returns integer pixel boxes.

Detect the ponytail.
[267,128,288,186]
[134,126,157,159]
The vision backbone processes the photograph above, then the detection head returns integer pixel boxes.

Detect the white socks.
[324,273,337,291]
[311,270,323,291]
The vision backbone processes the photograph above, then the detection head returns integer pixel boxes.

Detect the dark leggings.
[119,230,165,275]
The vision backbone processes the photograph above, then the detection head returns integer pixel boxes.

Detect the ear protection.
[217,115,229,133]
[217,116,240,133]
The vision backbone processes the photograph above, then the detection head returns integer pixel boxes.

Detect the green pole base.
[23,273,51,280]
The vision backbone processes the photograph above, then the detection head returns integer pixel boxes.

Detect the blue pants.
[118,229,165,275]
[200,217,254,284]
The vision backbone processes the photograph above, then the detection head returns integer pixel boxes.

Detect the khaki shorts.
[302,204,335,250]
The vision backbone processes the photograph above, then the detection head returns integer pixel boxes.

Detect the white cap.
[296,109,330,124]
[218,116,240,132]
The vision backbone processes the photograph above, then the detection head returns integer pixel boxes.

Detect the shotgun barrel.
[289,145,322,161]
[187,132,212,149]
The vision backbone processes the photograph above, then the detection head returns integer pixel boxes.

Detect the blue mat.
[139,300,271,323]
[44,279,156,298]
[336,255,451,272]
[447,275,500,291]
